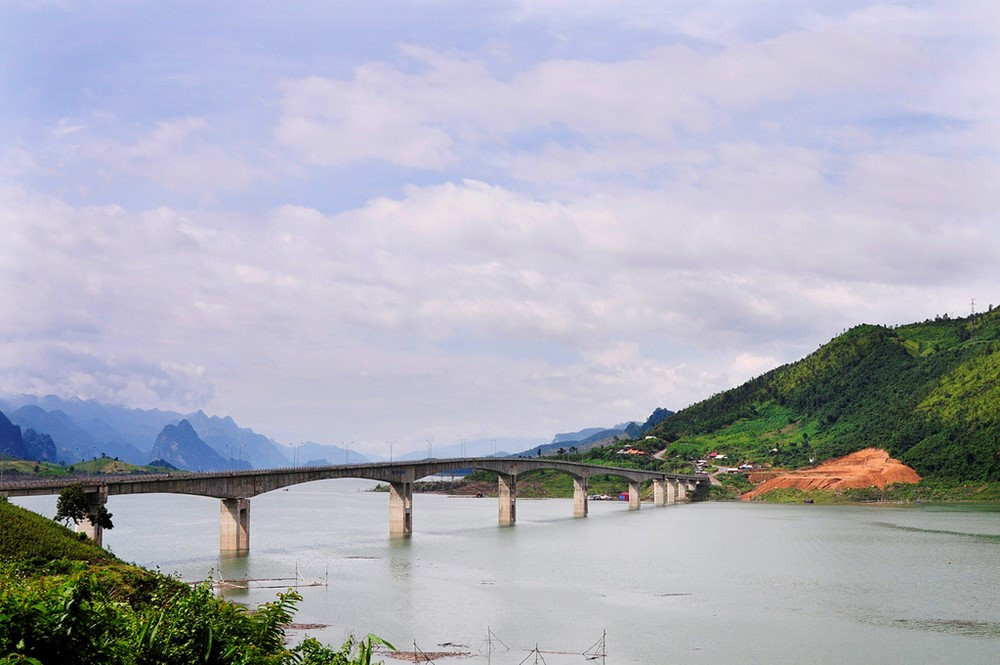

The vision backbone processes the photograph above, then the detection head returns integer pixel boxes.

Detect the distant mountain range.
[529,409,676,456]
[0,394,372,472]
[0,393,674,473]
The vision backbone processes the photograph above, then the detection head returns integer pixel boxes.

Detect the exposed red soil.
[741,448,921,501]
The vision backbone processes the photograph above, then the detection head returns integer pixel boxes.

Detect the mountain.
[0,395,298,469]
[184,411,291,468]
[293,441,370,466]
[0,410,29,460]
[551,428,606,444]
[9,405,147,465]
[391,436,537,462]
[1,395,177,454]
[152,419,234,472]
[527,412,674,457]
[650,308,1000,482]
[21,429,57,462]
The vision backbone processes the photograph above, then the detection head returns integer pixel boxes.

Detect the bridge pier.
[676,481,687,502]
[628,481,641,510]
[666,479,677,504]
[573,477,588,517]
[76,486,108,547]
[389,481,413,537]
[220,498,250,553]
[498,473,516,525]
[653,479,665,506]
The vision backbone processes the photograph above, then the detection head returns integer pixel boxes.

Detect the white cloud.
[76,118,258,197]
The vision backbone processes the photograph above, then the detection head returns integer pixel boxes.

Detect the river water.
[12,480,1000,664]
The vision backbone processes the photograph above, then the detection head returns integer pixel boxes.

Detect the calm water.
[13,481,1000,664]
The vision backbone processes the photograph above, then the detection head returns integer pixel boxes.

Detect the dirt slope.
[741,448,920,501]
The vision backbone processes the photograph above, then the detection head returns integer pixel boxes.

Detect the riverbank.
[0,497,384,664]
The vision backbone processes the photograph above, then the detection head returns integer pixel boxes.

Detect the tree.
[54,483,113,531]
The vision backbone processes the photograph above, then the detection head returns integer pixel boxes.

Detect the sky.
[1,1,998,455]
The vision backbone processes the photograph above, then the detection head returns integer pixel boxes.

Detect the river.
[12,480,1000,664]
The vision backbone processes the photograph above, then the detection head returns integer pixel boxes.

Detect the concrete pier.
[76,486,108,546]
[498,473,516,525]
[676,481,687,502]
[666,479,677,504]
[220,498,250,553]
[628,481,641,510]
[389,481,413,537]
[654,478,673,506]
[573,477,588,517]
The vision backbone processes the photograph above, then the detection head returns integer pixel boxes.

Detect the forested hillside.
[650,308,1000,481]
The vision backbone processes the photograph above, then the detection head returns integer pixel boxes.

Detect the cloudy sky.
[1,1,998,455]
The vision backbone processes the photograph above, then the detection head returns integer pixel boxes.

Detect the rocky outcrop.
[0,410,28,459]
[152,419,230,472]
[741,448,921,500]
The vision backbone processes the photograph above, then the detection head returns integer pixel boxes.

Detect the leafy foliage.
[0,501,391,664]
[55,483,114,530]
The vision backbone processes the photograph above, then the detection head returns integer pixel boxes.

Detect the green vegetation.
[650,309,1000,483]
[55,483,114,531]
[0,498,391,664]
[0,455,172,480]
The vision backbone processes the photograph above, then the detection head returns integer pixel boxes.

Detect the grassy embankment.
[0,497,387,664]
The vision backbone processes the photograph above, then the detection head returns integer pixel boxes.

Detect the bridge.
[1,457,705,553]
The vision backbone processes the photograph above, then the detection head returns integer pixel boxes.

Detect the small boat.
[803,499,814,504]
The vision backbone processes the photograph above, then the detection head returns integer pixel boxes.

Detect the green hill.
[0,498,386,663]
[650,308,1000,482]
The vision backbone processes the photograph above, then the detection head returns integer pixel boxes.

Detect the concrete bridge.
[1,458,704,553]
